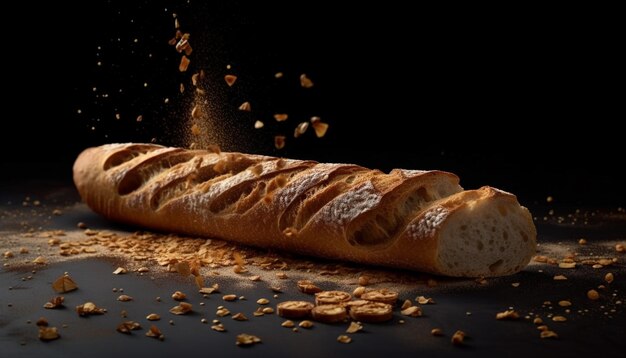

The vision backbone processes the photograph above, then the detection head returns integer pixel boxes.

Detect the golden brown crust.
[73,143,536,277]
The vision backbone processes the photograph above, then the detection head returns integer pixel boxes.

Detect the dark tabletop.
[1,182,625,358]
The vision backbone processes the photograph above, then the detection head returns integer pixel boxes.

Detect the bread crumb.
[281,320,295,328]
[587,289,600,300]
[274,114,288,122]
[224,75,237,87]
[451,330,465,345]
[236,334,261,346]
[300,74,314,88]
[337,335,352,344]
[496,310,520,320]
[431,328,443,336]
[540,330,558,339]
[238,102,251,111]
[346,321,363,333]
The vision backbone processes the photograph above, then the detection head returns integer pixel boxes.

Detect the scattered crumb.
[346,321,363,333]
[337,335,352,344]
[113,267,127,275]
[431,328,444,336]
[169,302,192,315]
[587,289,600,300]
[52,275,78,293]
[451,330,466,345]
[496,310,520,320]
[540,330,558,339]
[236,334,261,346]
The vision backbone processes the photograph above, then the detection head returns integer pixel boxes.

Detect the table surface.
[1,181,625,358]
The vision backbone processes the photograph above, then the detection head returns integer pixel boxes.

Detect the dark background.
[2,1,623,207]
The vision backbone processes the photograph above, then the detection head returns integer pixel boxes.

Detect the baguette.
[73,143,536,277]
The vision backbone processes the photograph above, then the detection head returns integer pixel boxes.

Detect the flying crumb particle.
[300,74,314,88]
[546,196,554,203]
[179,55,190,72]
[275,72,283,78]
[274,136,286,149]
[274,114,288,122]
[191,124,201,136]
[136,115,143,122]
[225,75,237,87]
[312,121,329,138]
[191,105,202,119]
[238,102,251,111]
[294,122,309,138]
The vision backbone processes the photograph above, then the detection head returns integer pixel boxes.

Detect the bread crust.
[73,143,536,277]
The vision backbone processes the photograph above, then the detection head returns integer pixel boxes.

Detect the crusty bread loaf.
[73,143,536,277]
